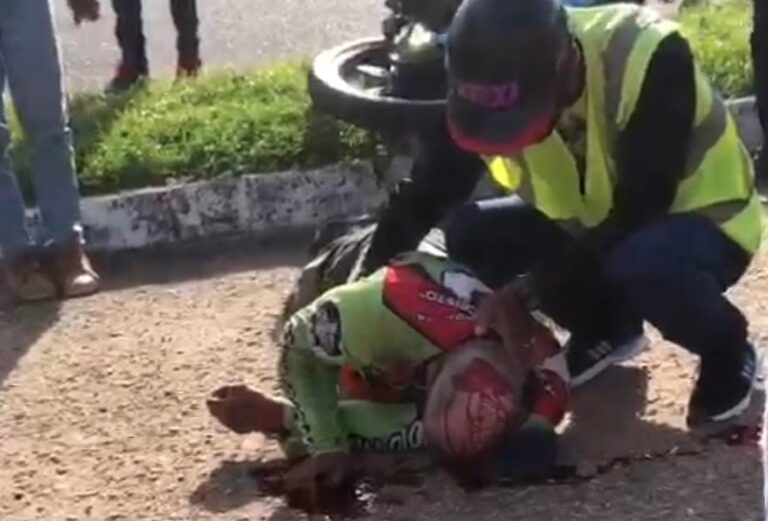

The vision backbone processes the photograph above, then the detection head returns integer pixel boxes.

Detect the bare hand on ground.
[67,0,100,25]
[206,385,264,434]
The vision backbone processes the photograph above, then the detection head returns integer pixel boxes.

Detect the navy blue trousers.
[446,196,752,357]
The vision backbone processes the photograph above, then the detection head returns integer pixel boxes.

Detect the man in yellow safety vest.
[362,0,764,434]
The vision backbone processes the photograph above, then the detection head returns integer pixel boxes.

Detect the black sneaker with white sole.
[687,343,758,432]
[566,333,650,388]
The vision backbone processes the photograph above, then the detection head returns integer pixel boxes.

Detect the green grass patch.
[11,62,375,197]
[9,4,758,196]
[678,0,753,98]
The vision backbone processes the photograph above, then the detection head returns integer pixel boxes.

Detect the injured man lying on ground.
[206,221,570,495]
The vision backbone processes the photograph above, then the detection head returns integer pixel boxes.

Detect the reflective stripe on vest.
[484,4,763,254]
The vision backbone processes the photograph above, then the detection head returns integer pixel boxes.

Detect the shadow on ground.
[188,365,705,519]
[189,459,269,514]
[0,231,311,387]
[0,302,60,386]
[189,456,400,519]
[1,90,145,386]
[92,231,312,292]
[561,365,695,467]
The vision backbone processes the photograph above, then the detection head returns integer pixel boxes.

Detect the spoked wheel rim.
[308,37,447,135]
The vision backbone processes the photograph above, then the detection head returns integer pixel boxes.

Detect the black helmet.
[446,0,574,155]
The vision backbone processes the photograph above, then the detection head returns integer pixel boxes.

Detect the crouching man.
[207,250,570,493]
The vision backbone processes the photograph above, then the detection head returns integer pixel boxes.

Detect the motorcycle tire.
[308,37,447,136]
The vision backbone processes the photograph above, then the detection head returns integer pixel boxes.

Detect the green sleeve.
[277,302,349,455]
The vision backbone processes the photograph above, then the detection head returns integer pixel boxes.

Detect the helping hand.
[474,284,537,368]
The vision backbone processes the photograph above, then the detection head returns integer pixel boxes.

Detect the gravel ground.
[0,234,764,521]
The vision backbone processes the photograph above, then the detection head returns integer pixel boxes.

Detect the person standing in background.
[752,0,768,183]
[752,1,768,510]
[107,0,202,91]
[0,0,102,307]
[749,0,768,506]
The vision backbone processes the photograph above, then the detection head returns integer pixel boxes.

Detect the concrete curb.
[26,161,386,253]
[22,97,764,254]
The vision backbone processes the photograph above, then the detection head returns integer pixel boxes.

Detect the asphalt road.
[52,0,384,92]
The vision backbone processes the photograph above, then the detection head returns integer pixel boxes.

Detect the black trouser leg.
[603,214,751,359]
[170,0,200,63]
[752,0,768,179]
[111,0,148,74]
[362,119,484,275]
[445,196,569,289]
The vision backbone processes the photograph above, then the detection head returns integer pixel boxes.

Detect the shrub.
[678,0,753,98]
[11,63,375,197]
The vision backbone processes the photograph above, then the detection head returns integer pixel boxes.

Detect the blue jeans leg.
[604,214,751,358]
[0,0,83,250]
[0,51,32,258]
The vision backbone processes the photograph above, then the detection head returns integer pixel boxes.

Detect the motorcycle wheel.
[308,37,447,135]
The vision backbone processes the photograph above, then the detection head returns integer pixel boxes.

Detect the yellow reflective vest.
[484,4,764,254]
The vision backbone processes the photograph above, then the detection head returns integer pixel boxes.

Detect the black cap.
[446,0,572,155]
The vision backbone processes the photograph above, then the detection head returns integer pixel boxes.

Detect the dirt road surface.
[0,234,764,521]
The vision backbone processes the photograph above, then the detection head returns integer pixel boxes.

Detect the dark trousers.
[111,0,200,72]
[446,196,752,359]
[753,0,768,179]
